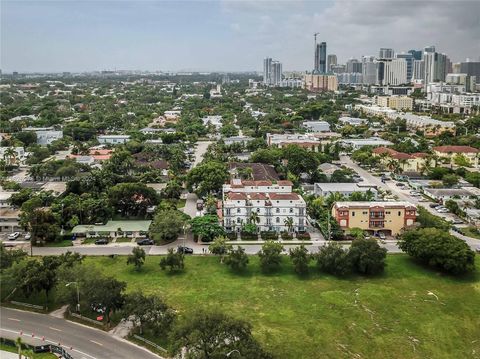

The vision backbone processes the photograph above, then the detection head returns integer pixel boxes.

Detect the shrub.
[257,241,284,273]
[398,228,475,275]
[348,238,387,275]
[240,231,258,240]
[281,231,293,240]
[260,231,278,240]
[315,242,351,276]
[296,232,311,240]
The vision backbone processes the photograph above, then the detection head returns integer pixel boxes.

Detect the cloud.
[224,0,480,69]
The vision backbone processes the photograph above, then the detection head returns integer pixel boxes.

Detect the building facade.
[222,179,307,232]
[303,74,338,92]
[332,201,417,236]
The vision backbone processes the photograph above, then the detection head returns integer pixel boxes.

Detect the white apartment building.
[97,134,130,144]
[378,58,407,85]
[222,179,307,232]
[339,137,393,150]
[22,127,63,145]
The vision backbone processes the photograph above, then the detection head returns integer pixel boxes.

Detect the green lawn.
[115,237,133,243]
[176,198,187,209]
[44,240,73,247]
[460,226,480,240]
[83,255,480,359]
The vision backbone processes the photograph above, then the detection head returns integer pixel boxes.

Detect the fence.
[133,334,168,353]
[70,312,104,327]
[10,301,44,310]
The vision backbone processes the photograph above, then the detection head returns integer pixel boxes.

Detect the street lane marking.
[7,318,20,322]
[89,340,103,346]
[49,326,62,332]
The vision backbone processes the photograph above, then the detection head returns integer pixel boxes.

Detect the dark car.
[177,246,194,254]
[137,238,154,245]
[95,238,109,245]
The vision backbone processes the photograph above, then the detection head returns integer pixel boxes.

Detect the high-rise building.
[424,45,436,53]
[314,42,327,73]
[362,56,377,85]
[412,60,425,81]
[331,64,346,74]
[424,51,449,87]
[396,53,414,82]
[327,54,337,72]
[408,49,422,60]
[263,57,272,84]
[379,48,395,59]
[271,61,283,86]
[460,61,480,78]
[377,58,407,85]
[346,58,362,73]
[304,74,338,92]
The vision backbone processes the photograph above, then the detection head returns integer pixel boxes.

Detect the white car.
[8,232,20,240]
[24,233,31,240]
[378,233,386,240]
[436,208,449,213]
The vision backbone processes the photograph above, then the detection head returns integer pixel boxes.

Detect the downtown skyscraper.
[314,41,327,74]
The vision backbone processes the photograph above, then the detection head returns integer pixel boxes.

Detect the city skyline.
[1,0,480,73]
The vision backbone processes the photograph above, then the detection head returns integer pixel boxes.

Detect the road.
[192,141,211,167]
[0,307,161,359]
[340,155,480,249]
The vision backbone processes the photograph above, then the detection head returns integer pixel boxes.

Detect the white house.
[314,183,378,199]
[23,127,63,145]
[339,137,393,150]
[302,121,331,132]
[97,135,130,145]
[202,116,223,130]
[338,117,367,126]
[222,179,307,232]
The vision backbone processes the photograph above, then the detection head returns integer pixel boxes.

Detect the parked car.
[137,238,154,245]
[450,218,464,225]
[24,233,31,240]
[395,182,405,187]
[8,232,20,240]
[378,232,386,240]
[177,246,194,254]
[95,238,109,245]
[436,208,449,213]
[429,203,439,208]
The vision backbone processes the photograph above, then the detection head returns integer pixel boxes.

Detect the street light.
[66,282,80,313]
[226,350,241,357]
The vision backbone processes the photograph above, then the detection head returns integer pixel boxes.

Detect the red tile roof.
[433,146,479,153]
[277,180,293,186]
[269,193,300,200]
[373,147,428,160]
[227,193,248,200]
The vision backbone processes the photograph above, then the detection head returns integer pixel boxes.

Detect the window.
[276,217,280,223]
[299,208,305,215]
[352,211,355,217]
[276,208,280,213]
[398,211,401,216]
[362,211,368,215]
[237,208,241,213]
[385,211,391,214]
[237,218,241,223]
[257,208,260,213]
[289,208,293,213]
[226,209,231,215]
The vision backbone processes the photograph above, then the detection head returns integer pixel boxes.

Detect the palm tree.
[249,211,260,225]
[3,147,17,166]
[284,217,294,234]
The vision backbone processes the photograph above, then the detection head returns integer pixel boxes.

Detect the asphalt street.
[0,307,161,359]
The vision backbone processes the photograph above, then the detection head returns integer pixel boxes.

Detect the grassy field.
[83,254,480,359]
[44,240,73,247]
[460,226,480,240]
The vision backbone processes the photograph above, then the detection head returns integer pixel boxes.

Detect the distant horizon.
[2,1,479,73]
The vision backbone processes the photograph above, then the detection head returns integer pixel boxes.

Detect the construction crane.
[314,32,319,45]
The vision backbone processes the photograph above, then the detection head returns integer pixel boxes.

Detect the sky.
[1,0,479,73]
